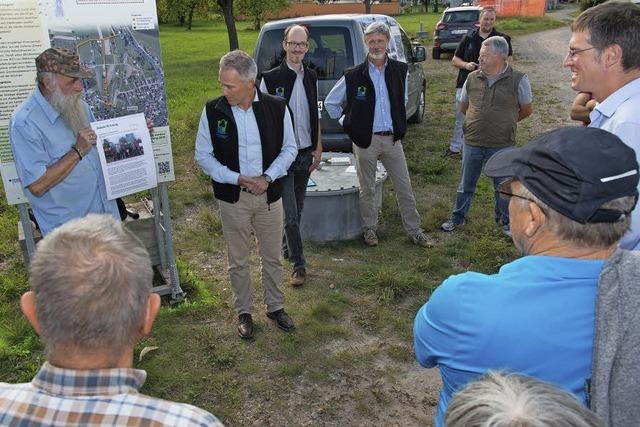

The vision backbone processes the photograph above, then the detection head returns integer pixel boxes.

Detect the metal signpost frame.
[17,183,184,304]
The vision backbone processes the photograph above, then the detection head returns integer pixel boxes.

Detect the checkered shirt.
[0,362,223,426]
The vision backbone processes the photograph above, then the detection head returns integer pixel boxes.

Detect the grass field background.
[0,10,565,425]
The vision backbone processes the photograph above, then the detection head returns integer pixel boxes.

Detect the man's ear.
[525,202,546,237]
[603,43,623,69]
[140,293,161,336]
[20,291,40,335]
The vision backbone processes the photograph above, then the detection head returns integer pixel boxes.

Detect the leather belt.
[373,131,393,136]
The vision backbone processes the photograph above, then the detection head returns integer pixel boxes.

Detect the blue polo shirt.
[9,88,118,235]
[413,255,604,427]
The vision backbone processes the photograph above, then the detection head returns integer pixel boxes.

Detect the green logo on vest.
[216,119,229,139]
[275,86,285,97]
[356,85,367,100]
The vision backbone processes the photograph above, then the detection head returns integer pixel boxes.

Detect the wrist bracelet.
[71,145,82,160]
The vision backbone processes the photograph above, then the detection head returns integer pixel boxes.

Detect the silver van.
[254,14,427,152]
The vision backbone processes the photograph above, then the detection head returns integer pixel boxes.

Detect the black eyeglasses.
[285,41,309,49]
[565,46,595,60]
[498,181,536,203]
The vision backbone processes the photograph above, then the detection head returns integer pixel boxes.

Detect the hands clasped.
[238,175,269,195]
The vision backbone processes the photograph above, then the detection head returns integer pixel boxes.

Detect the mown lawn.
[0,11,565,426]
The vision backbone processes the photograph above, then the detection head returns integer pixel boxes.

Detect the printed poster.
[0,0,174,205]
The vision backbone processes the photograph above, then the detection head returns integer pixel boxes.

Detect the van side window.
[257,27,354,81]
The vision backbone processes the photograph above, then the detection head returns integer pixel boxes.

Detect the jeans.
[449,88,465,153]
[450,143,510,225]
[282,149,313,271]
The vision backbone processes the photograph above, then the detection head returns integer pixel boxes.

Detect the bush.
[579,0,608,12]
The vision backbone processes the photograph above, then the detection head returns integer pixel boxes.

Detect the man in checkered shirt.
[0,214,223,426]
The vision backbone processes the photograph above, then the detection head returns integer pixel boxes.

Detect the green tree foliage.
[157,0,215,30]
[236,0,291,30]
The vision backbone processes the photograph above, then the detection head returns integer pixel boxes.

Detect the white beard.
[368,52,386,61]
[48,84,89,134]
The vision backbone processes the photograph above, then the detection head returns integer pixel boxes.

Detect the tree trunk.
[433,0,439,13]
[364,0,372,14]
[217,0,239,51]
[187,0,196,31]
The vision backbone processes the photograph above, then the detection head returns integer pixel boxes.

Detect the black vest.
[205,91,286,204]
[342,58,407,148]
[261,60,319,151]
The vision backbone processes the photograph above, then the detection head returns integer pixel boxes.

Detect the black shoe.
[442,148,461,158]
[267,309,295,332]
[237,313,254,339]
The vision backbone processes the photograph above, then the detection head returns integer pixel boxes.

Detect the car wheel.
[408,86,425,124]
[432,47,441,60]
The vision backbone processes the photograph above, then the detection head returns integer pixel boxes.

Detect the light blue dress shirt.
[9,88,119,235]
[414,255,604,427]
[589,77,640,250]
[324,58,409,131]
[194,90,297,184]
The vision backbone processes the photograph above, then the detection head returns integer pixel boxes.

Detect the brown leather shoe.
[289,269,306,287]
[237,313,254,339]
[267,309,295,332]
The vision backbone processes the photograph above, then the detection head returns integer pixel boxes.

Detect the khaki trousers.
[353,134,422,235]
[218,191,284,315]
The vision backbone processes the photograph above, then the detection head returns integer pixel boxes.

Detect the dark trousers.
[282,149,313,271]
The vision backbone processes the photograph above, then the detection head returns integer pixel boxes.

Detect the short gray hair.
[483,35,509,59]
[219,49,257,82]
[516,181,633,249]
[364,21,390,40]
[29,214,153,355]
[445,371,603,427]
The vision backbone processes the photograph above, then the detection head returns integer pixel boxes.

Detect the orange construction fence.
[476,0,546,17]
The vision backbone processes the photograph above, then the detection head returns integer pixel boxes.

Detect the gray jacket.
[592,249,640,426]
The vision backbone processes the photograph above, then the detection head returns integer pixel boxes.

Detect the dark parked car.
[432,6,481,59]
[254,14,427,152]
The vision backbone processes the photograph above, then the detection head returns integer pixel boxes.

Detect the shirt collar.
[593,77,640,119]
[33,87,61,124]
[285,60,304,77]
[31,361,147,397]
[368,57,388,73]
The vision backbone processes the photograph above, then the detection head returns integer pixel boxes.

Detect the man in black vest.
[325,21,432,248]
[445,7,513,157]
[194,50,298,339]
[260,24,322,287]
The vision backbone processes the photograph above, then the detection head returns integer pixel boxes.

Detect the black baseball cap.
[485,126,639,224]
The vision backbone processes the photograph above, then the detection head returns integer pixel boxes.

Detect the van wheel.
[408,86,425,124]
[432,47,441,60]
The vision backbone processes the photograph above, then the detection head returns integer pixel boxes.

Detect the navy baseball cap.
[485,126,639,224]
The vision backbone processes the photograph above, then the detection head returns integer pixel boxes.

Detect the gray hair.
[29,214,153,355]
[364,21,390,40]
[219,49,257,82]
[516,181,633,249]
[572,1,640,71]
[445,371,603,427]
[483,36,509,59]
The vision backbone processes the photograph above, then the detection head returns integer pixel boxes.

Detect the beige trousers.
[353,134,422,236]
[218,191,284,315]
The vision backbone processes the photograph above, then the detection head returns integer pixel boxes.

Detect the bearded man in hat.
[9,47,119,235]
[413,126,639,427]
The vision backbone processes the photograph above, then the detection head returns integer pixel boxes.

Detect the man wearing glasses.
[260,24,321,287]
[564,1,640,250]
[414,126,639,427]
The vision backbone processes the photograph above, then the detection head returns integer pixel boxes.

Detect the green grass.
[0,11,566,426]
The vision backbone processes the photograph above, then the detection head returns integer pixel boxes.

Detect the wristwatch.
[261,173,272,183]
